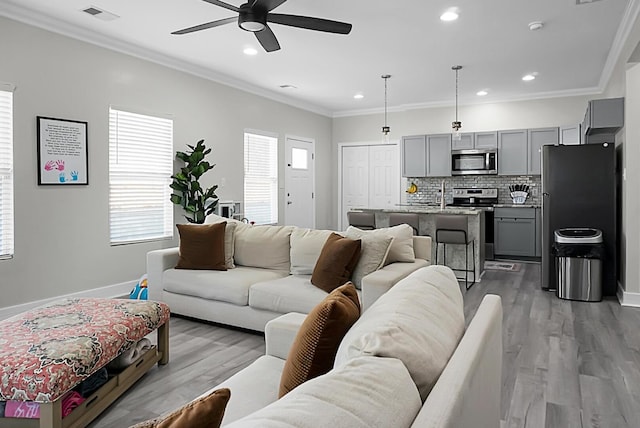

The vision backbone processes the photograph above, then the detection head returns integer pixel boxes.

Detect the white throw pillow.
[204,214,239,269]
[225,356,422,428]
[234,225,293,272]
[343,228,393,289]
[346,224,415,265]
[334,265,465,401]
[289,228,334,275]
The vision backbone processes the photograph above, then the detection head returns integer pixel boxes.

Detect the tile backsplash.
[406,175,542,205]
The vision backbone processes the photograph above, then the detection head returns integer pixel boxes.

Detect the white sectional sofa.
[147,219,431,331]
[172,266,503,428]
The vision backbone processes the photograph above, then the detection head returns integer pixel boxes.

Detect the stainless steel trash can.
[554,228,604,302]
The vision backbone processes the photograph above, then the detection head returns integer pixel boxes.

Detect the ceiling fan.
[172,0,352,52]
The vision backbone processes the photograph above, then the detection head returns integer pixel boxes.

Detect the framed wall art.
[37,116,88,185]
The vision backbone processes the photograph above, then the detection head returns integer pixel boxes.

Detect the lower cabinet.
[494,207,536,257]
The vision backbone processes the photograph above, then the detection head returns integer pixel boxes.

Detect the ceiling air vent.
[81,6,119,21]
[576,0,603,5]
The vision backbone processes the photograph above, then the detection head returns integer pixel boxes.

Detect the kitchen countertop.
[361,206,481,215]
[493,204,541,208]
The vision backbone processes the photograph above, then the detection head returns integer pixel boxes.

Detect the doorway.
[284,136,315,228]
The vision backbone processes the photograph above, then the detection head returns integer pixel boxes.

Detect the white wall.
[0,16,332,309]
[624,63,640,295]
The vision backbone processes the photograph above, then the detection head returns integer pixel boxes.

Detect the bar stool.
[347,211,376,230]
[434,214,476,290]
[389,213,420,235]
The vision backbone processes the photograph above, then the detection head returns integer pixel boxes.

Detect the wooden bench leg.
[39,401,62,428]
[157,321,169,365]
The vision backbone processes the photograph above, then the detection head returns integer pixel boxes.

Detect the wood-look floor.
[90,263,640,428]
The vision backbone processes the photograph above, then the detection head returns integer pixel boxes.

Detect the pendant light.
[381,74,391,140]
[452,65,462,141]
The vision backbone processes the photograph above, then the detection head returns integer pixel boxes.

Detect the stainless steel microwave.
[451,149,498,175]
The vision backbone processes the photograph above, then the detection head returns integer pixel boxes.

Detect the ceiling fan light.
[240,21,265,32]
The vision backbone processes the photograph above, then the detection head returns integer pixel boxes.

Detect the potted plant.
[170,139,219,224]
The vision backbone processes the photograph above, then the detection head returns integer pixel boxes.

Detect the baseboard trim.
[0,280,136,321]
[617,282,640,307]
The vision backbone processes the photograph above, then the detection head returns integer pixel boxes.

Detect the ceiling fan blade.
[172,16,237,35]
[255,25,280,52]
[201,0,240,12]
[267,14,352,34]
[252,0,287,12]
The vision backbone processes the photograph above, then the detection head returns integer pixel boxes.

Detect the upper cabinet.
[498,130,528,175]
[401,135,427,177]
[581,97,624,143]
[451,131,497,150]
[401,134,451,177]
[426,134,452,177]
[528,127,559,175]
[560,125,581,145]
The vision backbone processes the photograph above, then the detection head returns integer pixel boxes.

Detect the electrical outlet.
[220,177,226,187]
[531,186,538,197]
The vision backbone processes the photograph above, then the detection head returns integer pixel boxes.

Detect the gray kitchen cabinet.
[582,97,624,139]
[474,131,498,149]
[498,129,528,175]
[494,207,536,257]
[560,125,581,145]
[402,135,427,177]
[451,133,474,150]
[527,127,559,175]
[426,134,452,177]
[535,207,542,257]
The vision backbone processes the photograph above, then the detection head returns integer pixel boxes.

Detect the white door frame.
[285,135,316,228]
[337,140,402,231]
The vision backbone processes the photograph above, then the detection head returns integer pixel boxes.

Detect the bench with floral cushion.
[0,298,170,428]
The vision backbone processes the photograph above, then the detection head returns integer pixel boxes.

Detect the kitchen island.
[359,206,485,283]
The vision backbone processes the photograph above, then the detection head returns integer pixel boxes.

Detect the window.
[244,131,278,225]
[109,108,173,245]
[0,87,13,259]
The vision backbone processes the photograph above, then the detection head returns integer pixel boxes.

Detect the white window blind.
[244,132,278,225]
[0,89,13,259]
[109,108,173,245]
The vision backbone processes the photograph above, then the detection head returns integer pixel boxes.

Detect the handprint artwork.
[58,171,79,183]
[44,160,65,171]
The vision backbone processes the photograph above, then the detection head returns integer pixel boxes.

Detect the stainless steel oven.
[451,149,498,175]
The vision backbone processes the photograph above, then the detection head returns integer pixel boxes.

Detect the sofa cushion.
[343,229,393,289]
[175,223,227,271]
[346,224,415,265]
[279,283,360,397]
[129,388,230,428]
[214,355,285,425]
[205,215,239,269]
[162,267,288,305]
[249,275,331,314]
[310,233,361,293]
[234,225,293,272]
[334,265,465,401]
[226,357,421,428]
[289,228,334,275]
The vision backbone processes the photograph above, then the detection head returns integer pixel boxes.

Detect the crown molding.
[599,0,640,89]
[0,2,333,118]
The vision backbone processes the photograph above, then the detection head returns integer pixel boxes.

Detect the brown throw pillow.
[129,388,230,428]
[311,233,361,292]
[175,223,227,270]
[278,283,361,398]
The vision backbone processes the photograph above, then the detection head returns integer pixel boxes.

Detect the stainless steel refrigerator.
[541,143,616,294]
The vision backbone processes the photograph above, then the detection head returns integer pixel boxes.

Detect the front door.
[284,136,315,228]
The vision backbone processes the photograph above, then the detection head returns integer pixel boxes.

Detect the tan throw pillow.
[289,228,334,275]
[343,228,393,289]
[278,283,361,398]
[129,388,230,428]
[310,233,361,293]
[175,223,227,270]
[205,215,238,268]
[346,224,416,265]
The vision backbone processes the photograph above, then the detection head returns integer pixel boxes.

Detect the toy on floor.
[129,274,148,300]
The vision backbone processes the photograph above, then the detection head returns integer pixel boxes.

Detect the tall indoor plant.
[170,139,219,224]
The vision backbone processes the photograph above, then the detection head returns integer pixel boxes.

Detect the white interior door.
[284,136,315,228]
[341,145,369,229]
[369,144,400,209]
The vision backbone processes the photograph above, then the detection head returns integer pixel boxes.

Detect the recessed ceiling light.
[528,21,544,31]
[440,9,459,21]
[243,47,258,56]
[476,90,488,96]
[353,94,364,99]
[522,74,536,81]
